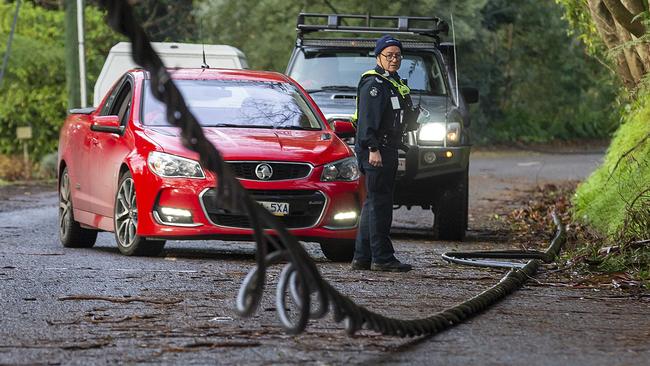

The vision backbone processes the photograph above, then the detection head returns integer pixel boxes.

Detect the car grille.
[201,189,326,229]
[227,162,311,181]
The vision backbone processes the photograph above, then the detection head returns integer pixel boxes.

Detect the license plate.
[258,201,290,216]
[398,158,406,171]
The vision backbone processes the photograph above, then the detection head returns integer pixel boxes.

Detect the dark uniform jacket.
[354,66,406,152]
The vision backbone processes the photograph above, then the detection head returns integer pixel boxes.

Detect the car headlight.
[321,157,359,181]
[147,151,205,178]
[418,122,462,145]
[418,123,446,142]
[446,122,461,144]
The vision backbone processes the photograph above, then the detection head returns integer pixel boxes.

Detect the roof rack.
[301,38,438,50]
[296,13,449,44]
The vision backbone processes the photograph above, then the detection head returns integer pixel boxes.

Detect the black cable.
[98,0,567,338]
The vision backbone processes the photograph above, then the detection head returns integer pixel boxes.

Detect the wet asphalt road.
[1,150,649,365]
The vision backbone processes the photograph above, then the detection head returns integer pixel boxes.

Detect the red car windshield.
[142,79,323,130]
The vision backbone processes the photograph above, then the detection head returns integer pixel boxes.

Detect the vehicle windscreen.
[289,50,447,95]
[142,79,323,129]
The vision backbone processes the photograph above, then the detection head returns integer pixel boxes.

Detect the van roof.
[93,42,248,106]
[108,41,246,57]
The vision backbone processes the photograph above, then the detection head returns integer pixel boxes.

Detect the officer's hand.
[369,150,382,167]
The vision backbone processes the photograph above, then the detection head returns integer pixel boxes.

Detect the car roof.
[131,68,291,83]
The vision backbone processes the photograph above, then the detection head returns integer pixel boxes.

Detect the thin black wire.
[98,0,567,338]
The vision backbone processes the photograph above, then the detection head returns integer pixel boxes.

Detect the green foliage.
[464,0,619,143]
[554,0,607,56]
[574,90,650,241]
[0,2,121,160]
[132,0,196,42]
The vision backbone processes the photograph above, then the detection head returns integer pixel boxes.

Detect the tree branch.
[603,0,646,37]
[621,0,646,15]
[588,0,637,87]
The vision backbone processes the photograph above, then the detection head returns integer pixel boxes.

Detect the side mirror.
[461,87,479,104]
[90,115,124,134]
[332,120,356,139]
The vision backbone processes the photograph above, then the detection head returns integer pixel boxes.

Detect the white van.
[93,42,248,106]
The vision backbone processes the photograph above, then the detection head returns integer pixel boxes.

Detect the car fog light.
[160,207,192,217]
[333,211,357,221]
[423,151,437,164]
[445,151,453,158]
[156,206,194,225]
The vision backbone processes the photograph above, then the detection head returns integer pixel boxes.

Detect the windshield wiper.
[206,123,274,129]
[274,125,321,131]
[307,85,357,93]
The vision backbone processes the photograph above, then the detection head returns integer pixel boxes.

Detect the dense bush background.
[0,2,121,160]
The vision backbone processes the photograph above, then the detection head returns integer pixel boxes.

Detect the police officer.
[351,35,413,272]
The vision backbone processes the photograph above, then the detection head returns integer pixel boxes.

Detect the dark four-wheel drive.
[286,14,479,240]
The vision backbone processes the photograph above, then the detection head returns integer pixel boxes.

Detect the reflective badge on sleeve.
[369,87,378,97]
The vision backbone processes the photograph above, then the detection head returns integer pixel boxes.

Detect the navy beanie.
[374,35,402,56]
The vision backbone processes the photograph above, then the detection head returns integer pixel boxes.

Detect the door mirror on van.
[332,120,356,138]
[461,87,479,104]
[90,115,125,135]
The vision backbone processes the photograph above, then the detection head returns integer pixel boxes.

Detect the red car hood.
[143,127,352,166]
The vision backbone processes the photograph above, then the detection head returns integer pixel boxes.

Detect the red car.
[57,68,361,261]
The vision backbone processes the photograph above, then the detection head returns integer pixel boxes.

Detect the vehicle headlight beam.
[418,122,462,145]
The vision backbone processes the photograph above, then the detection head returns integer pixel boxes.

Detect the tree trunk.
[622,0,650,71]
[587,0,636,88]
[616,21,645,83]
[602,0,645,37]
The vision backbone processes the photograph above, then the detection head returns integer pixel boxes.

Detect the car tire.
[59,167,98,248]
[114,171,166,256]
[433,167,468,241]
[320,240,354,262]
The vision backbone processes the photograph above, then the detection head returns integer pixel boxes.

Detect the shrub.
[38,152,58,179]
[0,154,30,181]
[0,3,121,161]
[574,92,650,242]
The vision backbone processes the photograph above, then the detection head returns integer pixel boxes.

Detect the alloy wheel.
[115,177,138,248]
[59,172,72,239]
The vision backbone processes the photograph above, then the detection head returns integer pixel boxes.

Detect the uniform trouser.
[354,147,398,264]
